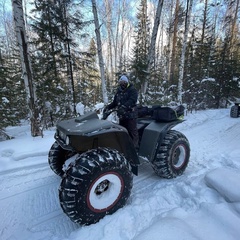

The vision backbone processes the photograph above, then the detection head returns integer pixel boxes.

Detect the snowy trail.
[0,157,165,240]
[0,163,77,239]
[177,109,240,171]
[0,109,240,240]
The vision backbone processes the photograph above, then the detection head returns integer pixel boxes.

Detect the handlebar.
[102,109,117,120]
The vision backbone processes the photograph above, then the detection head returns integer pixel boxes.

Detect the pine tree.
[30,0,92,123]
[30,0,69,122]
[0,45,20,128]
[76,38,100,107]
[206,0,240,107]
[130,0,150,104]
[185,0,217,108]
[0,3,27,131]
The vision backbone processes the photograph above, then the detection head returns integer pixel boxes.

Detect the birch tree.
[92,0,108,104]
[116,0,126,73]
[143,0,164,95]
[104,0,114,81]
[169,0,180,86]
[177,0,193,104]
[11,0,41,136]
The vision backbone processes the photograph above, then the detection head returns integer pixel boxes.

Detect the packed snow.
[0,108,240,240]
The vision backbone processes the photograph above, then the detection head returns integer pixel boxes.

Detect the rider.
[105,75,139,148]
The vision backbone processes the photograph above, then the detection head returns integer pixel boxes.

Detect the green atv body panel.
[55,112,139,169]
[54,110,184,175]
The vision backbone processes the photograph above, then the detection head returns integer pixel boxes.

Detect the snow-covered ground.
[0,108,240,240]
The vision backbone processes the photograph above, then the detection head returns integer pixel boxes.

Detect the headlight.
[66,136,70,145]
[59,131,66,141]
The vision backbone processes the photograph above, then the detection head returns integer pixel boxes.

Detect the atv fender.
[138,120,184,162]
[55,116,140,174]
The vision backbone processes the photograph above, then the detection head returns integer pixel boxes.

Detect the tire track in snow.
[0,165,56,200]
[0,164,78,239]
[177,111,240,170]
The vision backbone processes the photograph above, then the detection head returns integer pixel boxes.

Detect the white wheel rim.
[173,144,186,169]
[87,172,124,213]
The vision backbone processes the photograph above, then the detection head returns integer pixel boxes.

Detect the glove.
[102,106,110,120]
[103,105,109,113]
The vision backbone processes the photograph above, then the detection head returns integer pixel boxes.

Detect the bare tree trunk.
[119,1,126,72]
[169,0,179,85]
[197,0,208,77]
[229,0,239,51]
[143,0,164,94]
[92,0,108,104]
[12,0,41,137]
[166,0,174,84]
[62,4,76,114]
[178,0,193,104]
[114,0,121,75]
[104,0,114,81]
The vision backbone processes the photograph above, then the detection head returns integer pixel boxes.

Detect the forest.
[0,0,239,137]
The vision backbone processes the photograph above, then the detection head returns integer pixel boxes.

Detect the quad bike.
[48,105,190,225]
[230,102,240,118]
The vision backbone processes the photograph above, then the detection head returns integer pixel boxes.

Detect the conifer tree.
[212,0,240,107]
[186,0,217,108]
[0,2,26,131]
[76,38,100,106]
[30,0,91,122]
[131,0,150,103]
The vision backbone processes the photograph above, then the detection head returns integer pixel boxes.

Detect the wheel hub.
[173,145,186,168]
[94,179,110,195]
[87,172,124,213]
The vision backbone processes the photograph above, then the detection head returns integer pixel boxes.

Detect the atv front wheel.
[230,105,239,118]
[59,147,133,225]
[152,130,190,178]
[48,141,74,177]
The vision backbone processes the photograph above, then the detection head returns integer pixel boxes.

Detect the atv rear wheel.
[152,130,190,178]
[230,105,239,118]
[48,141,74,177]
[59,147,133,225]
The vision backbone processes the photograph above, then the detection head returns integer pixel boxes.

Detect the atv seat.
[137,119,152,131]
[137,123,146,131]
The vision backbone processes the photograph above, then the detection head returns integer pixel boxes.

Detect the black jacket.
[108,83,138,119]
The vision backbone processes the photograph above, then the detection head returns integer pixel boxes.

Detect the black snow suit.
[108,83,139,148]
